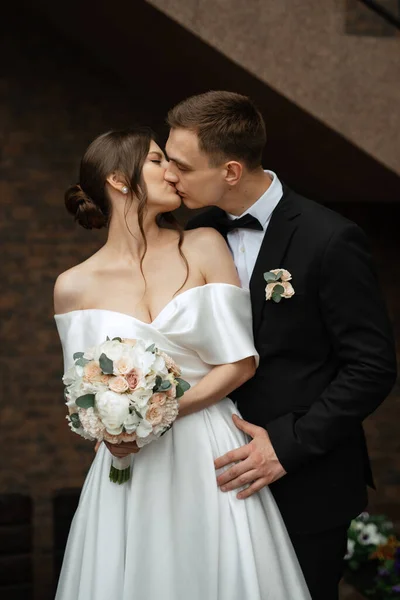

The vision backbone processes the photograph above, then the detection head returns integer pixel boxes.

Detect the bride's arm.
[179,228,256,417]
[178,359,255,417]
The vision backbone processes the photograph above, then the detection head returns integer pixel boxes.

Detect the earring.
[122,186,129,194]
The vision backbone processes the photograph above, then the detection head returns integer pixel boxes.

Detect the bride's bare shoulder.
[54,252,101,314]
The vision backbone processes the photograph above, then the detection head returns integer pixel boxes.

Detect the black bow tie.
[217,213,263,234]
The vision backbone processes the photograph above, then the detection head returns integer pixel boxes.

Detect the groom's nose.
[164,165,179,184]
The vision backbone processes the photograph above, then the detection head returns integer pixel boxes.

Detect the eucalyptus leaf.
[112,337,122,342]
[75,394,95,409]
[99,353,114,375]
[106,336,110,341]
[73,352,84,360]
[159,381,172,391]
[272,293,282,304]
[69,413,81,429]
[263,271,279,283]
[176,378,190,393]
[75,357,90,367]
[175,384,184,399]
[273,284,284,295]
[146,343,156,353]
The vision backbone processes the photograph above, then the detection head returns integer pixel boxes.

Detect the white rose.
[151,355,168,376]
[94,340,124,362]
[129,389,153,410]
[123,412,141,434]
[95,390,130,435]
[136,418,153,439]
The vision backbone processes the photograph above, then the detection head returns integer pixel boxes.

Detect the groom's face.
[165,128,227,209]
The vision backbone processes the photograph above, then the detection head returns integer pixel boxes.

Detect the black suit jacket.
[187,187,397,534]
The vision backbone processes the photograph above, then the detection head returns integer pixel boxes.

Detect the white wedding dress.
[54,283,310,600]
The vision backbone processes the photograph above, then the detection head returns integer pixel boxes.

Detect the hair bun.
[64,184,107,230]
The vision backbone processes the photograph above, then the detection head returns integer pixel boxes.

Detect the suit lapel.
[250,188,301,336]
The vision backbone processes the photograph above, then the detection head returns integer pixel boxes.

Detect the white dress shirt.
[227,171,283,289]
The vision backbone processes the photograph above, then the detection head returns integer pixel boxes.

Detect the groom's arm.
[267,222,397,473]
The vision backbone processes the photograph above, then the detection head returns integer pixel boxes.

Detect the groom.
[164,91,397,599]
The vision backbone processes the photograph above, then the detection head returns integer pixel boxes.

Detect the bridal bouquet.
[62,336,190,484]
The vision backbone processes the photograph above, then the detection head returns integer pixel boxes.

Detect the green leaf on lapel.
[264,271,282,283]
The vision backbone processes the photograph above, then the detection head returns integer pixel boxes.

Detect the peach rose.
[108,375,129,393]
[126,368,142,391]
[84,361,103,382]
[270,268,292,282]
[114,357,133,375]
[146,404,163,426]
[122,338,137,346]
[265,281,295,301]
[281,281,295,298]
[151,392,167,406]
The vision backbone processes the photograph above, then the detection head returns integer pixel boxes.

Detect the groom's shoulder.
[291,190,359,237]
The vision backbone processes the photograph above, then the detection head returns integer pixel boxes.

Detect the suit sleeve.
[267,223,397,473]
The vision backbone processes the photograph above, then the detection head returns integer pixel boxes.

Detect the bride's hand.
[104,440,140,458]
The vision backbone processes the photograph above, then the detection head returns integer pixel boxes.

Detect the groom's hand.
[214,415,286,499]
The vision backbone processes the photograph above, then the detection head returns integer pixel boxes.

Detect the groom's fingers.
[219,469,259,492]
[214,445,249,470]
[216,456,253,486]
[237,478,267,500]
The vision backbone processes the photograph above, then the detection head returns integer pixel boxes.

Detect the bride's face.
[142,141,181,212]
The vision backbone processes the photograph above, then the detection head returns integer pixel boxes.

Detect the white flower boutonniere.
[264,269,295,303]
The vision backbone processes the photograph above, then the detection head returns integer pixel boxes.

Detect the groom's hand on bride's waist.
[214,415,286,499]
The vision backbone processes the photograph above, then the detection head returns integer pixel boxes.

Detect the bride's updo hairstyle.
[64,127,153,230]
[64,128,189,291]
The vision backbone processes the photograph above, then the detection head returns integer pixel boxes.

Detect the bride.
[53,128,311,599]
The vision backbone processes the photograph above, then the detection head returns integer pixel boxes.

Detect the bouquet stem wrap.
[109,455,131,485]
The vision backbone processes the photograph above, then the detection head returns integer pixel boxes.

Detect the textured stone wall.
[147,0,400,175]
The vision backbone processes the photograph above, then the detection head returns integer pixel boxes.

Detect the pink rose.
[151,392,167,406]
[126,368,142,391]
[122,338,137,346]
[108,376,129,393]
[146,404,163,426]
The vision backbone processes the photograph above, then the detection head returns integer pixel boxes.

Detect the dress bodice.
[55,283,258,386]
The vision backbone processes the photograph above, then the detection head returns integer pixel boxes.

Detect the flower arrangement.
[63,336,190,484]
[345,512,400,598]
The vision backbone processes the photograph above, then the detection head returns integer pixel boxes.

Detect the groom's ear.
[224,161,242,187]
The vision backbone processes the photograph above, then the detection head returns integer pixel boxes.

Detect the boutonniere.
[263,269,295,303]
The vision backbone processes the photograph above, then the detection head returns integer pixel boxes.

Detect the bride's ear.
[106,172,129,194]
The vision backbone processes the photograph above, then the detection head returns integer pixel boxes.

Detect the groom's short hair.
[167,91,266,170]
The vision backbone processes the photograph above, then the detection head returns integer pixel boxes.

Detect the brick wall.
[0,8,399,600]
